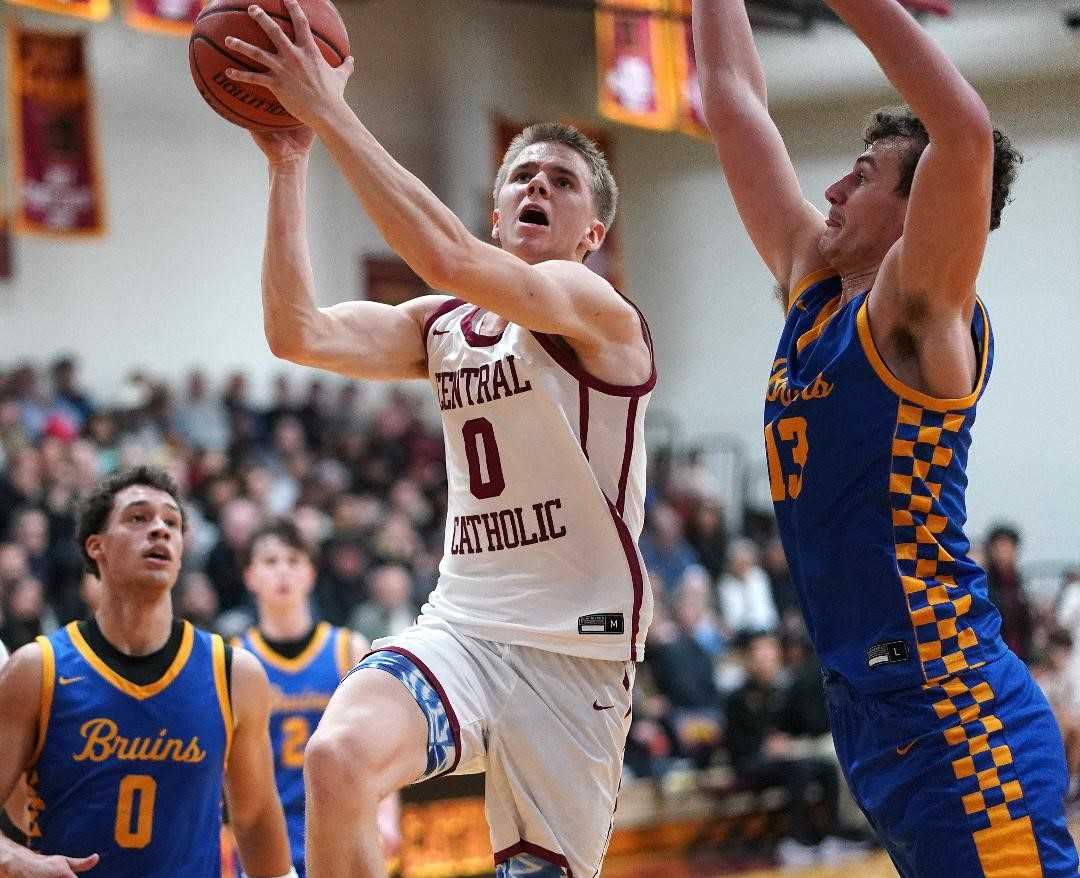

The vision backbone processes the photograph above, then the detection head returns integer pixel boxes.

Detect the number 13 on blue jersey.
[765,417,809,501]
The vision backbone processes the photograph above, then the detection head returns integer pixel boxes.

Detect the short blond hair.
[493,122,618,231]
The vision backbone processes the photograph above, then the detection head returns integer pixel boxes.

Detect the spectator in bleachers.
[176,571,221,632]
[204,496,261,611]
[985,523,1035,663]
[639,501,700,594]
[174,369,231,452]
[1032,629,1080,778]
[49,355,95,430]
[717,537,779,636]
[317,536,371,627]
[1,575,55,650]
[350,563,420,643]
[724,631,842,867]
[645,572,725,767]
[684,497,729,582]
[1054,569,1080,654]
[763,536,800,628]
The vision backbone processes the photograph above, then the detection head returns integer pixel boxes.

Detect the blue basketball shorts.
[826,650,1078,877]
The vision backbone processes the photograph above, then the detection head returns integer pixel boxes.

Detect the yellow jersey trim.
[857,297,990,413]
[787,269,838,314]
[31,636,55,764]
[247,622,331,673]
[212,634,234,767]
[335,627,352,681]
[67,620,195,701]
[795,295,843,355]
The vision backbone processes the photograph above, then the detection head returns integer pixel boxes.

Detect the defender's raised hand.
[224,0,354,126]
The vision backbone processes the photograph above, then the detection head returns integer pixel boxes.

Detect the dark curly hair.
[76,465,185,577]
[863,106,1023,231]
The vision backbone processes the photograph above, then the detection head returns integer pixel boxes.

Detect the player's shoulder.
[0,640,44,703]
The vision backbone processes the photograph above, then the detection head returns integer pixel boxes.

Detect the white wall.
[1,1,1077,561]
[0,0,437,398]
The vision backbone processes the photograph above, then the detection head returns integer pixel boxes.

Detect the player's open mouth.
[518,206,550,227]
[143,547,172,562]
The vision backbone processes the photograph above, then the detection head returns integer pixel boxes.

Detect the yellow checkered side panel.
[891,402,980,683]
[924,670,1032,837]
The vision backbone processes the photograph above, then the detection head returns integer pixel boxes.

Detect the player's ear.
[582,218,606,253]
[491,209,501,243]
[85,534,104,568]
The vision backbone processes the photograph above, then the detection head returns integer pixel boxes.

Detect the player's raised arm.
[226,0,642,350]
[0,646,99,878]
[825,0,992,312]
[223,649,293,878]
[252,126,444,381]
[691,0,829,299]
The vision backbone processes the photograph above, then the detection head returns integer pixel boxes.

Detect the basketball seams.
[192,9,345,62]
[190,45,296,130]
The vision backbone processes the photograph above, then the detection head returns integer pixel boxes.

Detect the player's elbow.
[936,93,994,157]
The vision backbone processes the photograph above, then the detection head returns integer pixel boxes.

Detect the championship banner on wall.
[595,0,678,131]
[669,0,709,138]
[6,24,106,238]
[5,0,109,22]
[125,0,201,37]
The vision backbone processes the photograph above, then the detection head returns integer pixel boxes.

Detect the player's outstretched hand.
[251,126,317,167]
[898,0,953,15]
[1,850,99,877]
[224,0,354,128]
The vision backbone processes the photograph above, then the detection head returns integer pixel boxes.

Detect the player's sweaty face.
[493,142,599,263]
[819,138,909,272]
[94,486,183,589]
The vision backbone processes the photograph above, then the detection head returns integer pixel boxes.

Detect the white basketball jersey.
[417,298,655,662]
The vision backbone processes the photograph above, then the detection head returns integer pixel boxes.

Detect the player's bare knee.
[305,724,364,791]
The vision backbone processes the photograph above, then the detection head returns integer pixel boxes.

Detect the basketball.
[188,0,350,132]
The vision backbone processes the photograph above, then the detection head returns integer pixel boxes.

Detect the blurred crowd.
[2,356,1079,863]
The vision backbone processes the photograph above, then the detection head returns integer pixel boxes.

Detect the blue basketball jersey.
[28,621,232,876]
[240,622,350,869]
[766,272,1006,694]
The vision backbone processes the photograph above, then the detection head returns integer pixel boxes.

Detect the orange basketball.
[188,0,349,132]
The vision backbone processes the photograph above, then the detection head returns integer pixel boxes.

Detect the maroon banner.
[7,25,106,238]
[595,0,677,132]
[125,0,202,36]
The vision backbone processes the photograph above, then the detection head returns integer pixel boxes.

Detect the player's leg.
[306,626,491,878]
[486,648,633,877]
[304,668,427,878]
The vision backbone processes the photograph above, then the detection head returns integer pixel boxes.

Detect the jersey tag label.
[578,614,624,635]
[867,640,910,669]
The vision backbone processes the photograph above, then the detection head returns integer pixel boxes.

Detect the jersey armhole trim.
[856,296,990,412]
[529,291,656,397]
[422,297,466,342]
[787,269,839,314]
[212,634,235,767]
[31,636,55,764]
